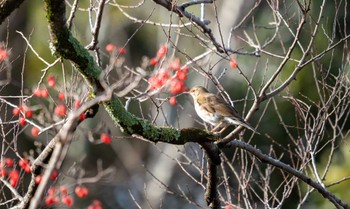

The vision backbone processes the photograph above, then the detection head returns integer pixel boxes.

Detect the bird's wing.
[205,94,240,117]
[210,94,239,116]
[196,94,216,114]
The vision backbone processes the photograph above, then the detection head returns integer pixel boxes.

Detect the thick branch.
[44,0,102,92]
[104,99,217,144]
[202,143,221,209]
[0,0,26,25]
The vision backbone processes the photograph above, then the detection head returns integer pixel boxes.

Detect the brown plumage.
[188,86,255,133]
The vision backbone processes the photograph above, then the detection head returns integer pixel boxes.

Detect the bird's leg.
[218,125,229,134]
[211,122,224,132]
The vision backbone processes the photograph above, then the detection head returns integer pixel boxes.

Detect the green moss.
[103,99,141,133]
[140,120,157,138]
[161,126,181,142]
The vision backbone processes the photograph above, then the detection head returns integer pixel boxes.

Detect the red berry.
[10,178,18,187]
[9,169,19,187]
[92,200,102,206]
[41,89,49,98]
[149,58,158,66]
[176,69,187,81]
[148,76,159,90]
[54,104,67,117]
[33,88,41,97]
[229,59,238,68]
[31,127,40,137]
[5,158,14,167]
[58,92,65,101]
[19,159,31,173]
[105,43,116,52]
[157,45,168,58]
[25,109,33,118]
[74,100,81,108]
[18,159,26,167]
[0,169,6,177]
[159,71,170,81]
[117,47,126,55]
[60,186,68,195]
[170,80,184,94]
[51,169,59,181]
[19,117,26,126]
[0,49,9,61]
[75,185,89,198]
[61,195,73,207]
[88,200,102,209]
[12,107,21,116]
[169,97,177,106]
[88,204,102,209]
[48,187,56,196]
[169,58,180,70]
[45,196,59,206]
[47,76,56,88]
[100,133,111,144]
[35,175,42,184]
[79,113,86,121]
[156,77,165,87]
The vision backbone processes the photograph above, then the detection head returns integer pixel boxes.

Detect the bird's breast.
[194,103,222,125]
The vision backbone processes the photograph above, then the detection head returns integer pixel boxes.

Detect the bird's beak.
[182,88,190,95]
[179,91,189,96]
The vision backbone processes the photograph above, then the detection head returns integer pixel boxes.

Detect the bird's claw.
[211,131,222,137]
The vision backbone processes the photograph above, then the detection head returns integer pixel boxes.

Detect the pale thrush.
[188,86,255,133]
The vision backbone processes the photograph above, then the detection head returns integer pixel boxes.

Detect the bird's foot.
[211,131,222,137]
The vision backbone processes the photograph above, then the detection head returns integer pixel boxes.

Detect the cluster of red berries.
[0,158,19,187]
[33,75,56,97]
[33,88,49,98]
[45,185,91,207]
[45,186,69,206]
[105,43,126,55]
[0,158,32,187]
[12,105,33,126]
[147,45,189,106]
[149,44,168,66]
[34,169,58,184]
[12,75,87,138]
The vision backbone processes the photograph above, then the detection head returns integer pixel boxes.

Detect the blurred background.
[1,0,350,208]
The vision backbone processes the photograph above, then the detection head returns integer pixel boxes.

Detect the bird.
[188,86,256,133]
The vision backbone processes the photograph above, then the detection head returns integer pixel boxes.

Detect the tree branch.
[201,143,221,209]
[227,140,350,209]
[0,0,26,25]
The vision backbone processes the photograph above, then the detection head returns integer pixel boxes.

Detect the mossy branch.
[43,0,216,144]
[0,0,26,25]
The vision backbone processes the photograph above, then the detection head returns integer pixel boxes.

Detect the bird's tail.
[226,117,259,134]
